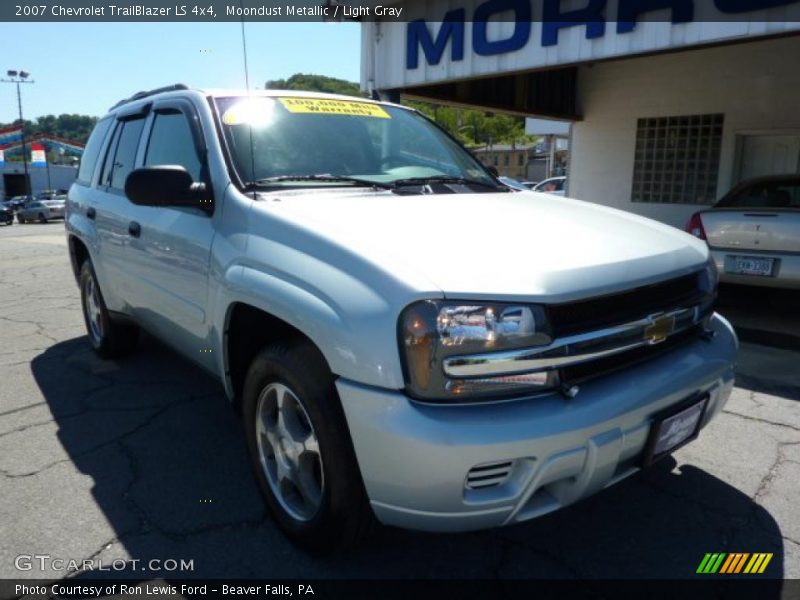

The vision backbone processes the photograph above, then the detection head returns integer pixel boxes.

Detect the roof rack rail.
[109,83,191,111]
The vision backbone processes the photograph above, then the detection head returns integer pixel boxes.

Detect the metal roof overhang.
[393,66,580,120]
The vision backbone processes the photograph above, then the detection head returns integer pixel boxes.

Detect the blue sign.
[407,0,799,68]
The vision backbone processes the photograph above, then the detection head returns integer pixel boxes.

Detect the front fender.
[217,260,409,392]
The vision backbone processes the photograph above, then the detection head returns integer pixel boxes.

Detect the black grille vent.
[466,461,514,490]
[547,272,710,338]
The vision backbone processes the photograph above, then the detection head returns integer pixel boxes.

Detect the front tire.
[38,212,47,224]
[17,215,25,224]
[242,340,374,553]
[79,260,139,358]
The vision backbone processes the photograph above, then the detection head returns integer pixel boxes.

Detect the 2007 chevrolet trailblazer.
[66,85,737,552]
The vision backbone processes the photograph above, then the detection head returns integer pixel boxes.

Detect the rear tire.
[38,213,47,224]
[242,340,374,554]
[17,215,25,224]
[79,260,139,358]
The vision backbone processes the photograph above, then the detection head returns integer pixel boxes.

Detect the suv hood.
[262,190,708,302]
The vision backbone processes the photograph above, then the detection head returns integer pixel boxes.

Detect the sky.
[0,21,362,124]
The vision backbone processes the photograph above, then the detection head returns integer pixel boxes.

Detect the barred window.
[632,114,723,205]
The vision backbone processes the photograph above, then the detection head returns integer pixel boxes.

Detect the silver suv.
[66,85,737,552]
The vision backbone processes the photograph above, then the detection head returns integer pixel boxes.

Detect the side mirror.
[125,166,209,208]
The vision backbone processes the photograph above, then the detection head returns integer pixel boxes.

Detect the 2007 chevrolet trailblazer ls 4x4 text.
[66,85,737,552]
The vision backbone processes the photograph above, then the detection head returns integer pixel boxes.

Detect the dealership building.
[361,2,800,227]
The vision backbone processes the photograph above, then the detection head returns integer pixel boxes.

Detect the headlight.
[399,300,555,401]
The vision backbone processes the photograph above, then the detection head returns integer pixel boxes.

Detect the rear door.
[92,110,149,307]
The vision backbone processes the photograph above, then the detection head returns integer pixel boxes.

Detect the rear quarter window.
[98,118,146,191]
[76,117,113,186]
[721,180,800,209]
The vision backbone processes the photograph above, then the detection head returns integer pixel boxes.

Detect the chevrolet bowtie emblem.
[644,313,676,345]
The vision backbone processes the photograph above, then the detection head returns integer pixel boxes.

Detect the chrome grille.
[443,306,703,378]
[547,272,712,337]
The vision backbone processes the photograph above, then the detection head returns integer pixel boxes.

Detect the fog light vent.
[466,460,514,490]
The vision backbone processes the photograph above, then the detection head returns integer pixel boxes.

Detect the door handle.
[86,207,96,220]
[128,221,141,238]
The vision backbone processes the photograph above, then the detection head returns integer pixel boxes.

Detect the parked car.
[0,205,13,225]
[17,198,66,223]
[533,176,567,196]
[498,175,530,191]
[521,180,539,189]
[686,174,800,289]
[67,86,736,552]
[3,195,31,211]
[36,189,59,200]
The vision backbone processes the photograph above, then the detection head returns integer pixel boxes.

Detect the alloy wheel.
[82,272,104,345]
[255,382,324,522]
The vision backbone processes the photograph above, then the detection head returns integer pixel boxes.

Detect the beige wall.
[475,150,529,179]
[569,35,800,228]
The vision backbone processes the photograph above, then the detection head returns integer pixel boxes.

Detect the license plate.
[724,255,775,277]
[641,395,708,466]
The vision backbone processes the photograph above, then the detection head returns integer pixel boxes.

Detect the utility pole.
[44,143,52,191]
[1,70,35,196]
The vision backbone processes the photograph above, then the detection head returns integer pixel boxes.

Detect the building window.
[493,156,498,166]
[632,113,723,205]
[518,153,524,166]
[504,154,509,167]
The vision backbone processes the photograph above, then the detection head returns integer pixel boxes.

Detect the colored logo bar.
[697,553,773,574]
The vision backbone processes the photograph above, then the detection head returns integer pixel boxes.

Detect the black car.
[0,206,14,225]
[3,195,31,211]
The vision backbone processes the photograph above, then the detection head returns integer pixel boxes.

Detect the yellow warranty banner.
[278,97,391,119]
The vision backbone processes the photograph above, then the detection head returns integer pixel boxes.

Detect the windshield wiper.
[390,176,504,190]
[250,174,393,190]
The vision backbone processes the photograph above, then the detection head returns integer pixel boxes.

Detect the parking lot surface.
[1,223,799,583]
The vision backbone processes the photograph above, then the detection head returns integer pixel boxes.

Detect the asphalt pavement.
[0,222,798,587]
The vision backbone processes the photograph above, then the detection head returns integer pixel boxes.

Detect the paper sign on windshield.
[278,97,390,119]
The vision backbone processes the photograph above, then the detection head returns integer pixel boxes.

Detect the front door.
[123,99,218,372]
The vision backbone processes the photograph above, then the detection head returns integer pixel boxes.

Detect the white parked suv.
[66,85,737,552]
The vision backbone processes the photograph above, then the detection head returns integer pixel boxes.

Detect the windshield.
[214,96,498,191]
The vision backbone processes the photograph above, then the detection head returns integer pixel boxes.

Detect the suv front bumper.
[337,313,737,532]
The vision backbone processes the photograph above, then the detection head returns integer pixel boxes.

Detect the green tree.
[265,73,365,97]
[0,113,97,145]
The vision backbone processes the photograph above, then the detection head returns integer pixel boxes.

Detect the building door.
[736,134,800,182]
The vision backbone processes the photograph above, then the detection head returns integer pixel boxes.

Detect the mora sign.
[406,0,800,68]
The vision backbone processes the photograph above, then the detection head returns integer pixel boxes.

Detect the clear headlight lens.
[399,300,554,401]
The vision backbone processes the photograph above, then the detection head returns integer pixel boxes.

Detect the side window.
[77,117,113,185]
[144,111,203,181]
[100,118,146,191]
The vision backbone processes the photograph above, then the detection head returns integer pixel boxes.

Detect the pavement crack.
[722,409,800,433]
[490,530,585,580]
[0,394,198,480]
[783,535,800,547]
[0,401,47,418]
[116,429,270,542]
[753,441,800,502]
